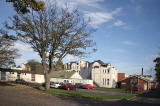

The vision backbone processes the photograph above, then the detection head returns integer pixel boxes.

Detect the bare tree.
[0,32,20,68]
[3,4,96,90]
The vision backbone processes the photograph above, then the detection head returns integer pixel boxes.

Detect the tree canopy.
[154,57,160,85]
[0,33,20,68]
[6,0,44,14]
[25,59,44,74]
[2,3,96,90]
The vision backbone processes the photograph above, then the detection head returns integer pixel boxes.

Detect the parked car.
[15,79,28,85]
[75,83,83,88]
[82,84,94,89]
[50,82,61,88]
[62,83,77,90]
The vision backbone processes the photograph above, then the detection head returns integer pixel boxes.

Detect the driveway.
[0,82,159,106]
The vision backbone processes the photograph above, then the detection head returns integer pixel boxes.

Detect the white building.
[50,71,93,85]
[11,64,27,70]
[91,60,118,88]
[64,60,91,79]
[0,68,45,83]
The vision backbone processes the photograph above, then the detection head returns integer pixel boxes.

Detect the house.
[91,60,118,88]
[64,60,91,79]
[119,75,156,91]
[50,71,93,85]
[118,73,129,81]
[0,68,45,84]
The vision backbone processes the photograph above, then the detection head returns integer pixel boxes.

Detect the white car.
[50,82,61,88]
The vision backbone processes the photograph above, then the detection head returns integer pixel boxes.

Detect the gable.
[70,72,83,79]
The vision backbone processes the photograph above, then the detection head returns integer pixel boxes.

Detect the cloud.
[122,41,136,46]
[54,0,104,8]
[84,8,122,27]
[15,58,26,64]
[44,0,104,12]
[14,43,33,52]
[44,0,122,28]
[114,20,125,27]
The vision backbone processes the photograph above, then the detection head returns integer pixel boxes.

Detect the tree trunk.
[41,53,50,91]
[45,72,50,91]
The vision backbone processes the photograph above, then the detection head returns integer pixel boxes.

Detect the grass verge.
[94,87,126,93]
[41,88,135,100]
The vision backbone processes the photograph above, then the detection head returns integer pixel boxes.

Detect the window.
[105,79,107,85]
[1,72,6,80]
[17,73,20,79]
[31,74,35,81]
[103,78,104,85]
[108,69,110,74]
[94,66,99,68]
[107,79,109,85]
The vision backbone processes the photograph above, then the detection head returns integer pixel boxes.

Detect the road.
[0,82,159,106]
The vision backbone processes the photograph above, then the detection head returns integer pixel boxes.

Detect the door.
[144,84,147,90]
[1,72,6,80]
[17,73,20,79]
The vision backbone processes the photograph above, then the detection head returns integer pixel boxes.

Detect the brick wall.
[118,73,125,81]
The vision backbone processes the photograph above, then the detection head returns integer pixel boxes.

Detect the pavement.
[0,82,160,106]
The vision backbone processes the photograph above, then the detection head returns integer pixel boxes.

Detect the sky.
[0,0,160,76]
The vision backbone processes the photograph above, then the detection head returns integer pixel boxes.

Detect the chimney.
[141,68,143,76]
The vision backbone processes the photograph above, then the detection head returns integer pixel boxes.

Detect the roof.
[119,75,152,82]
[50,71,75,79]
[94,60,104,65]
[92,60,111,67]
[0,68,44,75]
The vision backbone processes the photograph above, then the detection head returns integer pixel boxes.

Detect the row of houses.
[0,60,118,88]
[65,60,118,88]
[0,60,156,90]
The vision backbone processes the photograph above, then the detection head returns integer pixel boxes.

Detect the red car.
[62,83,77,90]
[82,84,94,89]
[133,86,144,91]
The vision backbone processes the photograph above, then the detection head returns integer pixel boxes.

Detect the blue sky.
[0,0,160,75]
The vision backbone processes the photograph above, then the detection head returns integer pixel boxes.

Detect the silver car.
[50,82,61,88]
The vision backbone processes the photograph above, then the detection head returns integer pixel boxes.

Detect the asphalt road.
[0,82,159,106]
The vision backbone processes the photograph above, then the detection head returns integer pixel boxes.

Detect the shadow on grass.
[33,86,160,106]
[137,88,160,98]
[0,81,15,86]
[55,94,160,106]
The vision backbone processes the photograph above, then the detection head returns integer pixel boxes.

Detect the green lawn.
[43,88,135,100]
[94,87,126,93]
